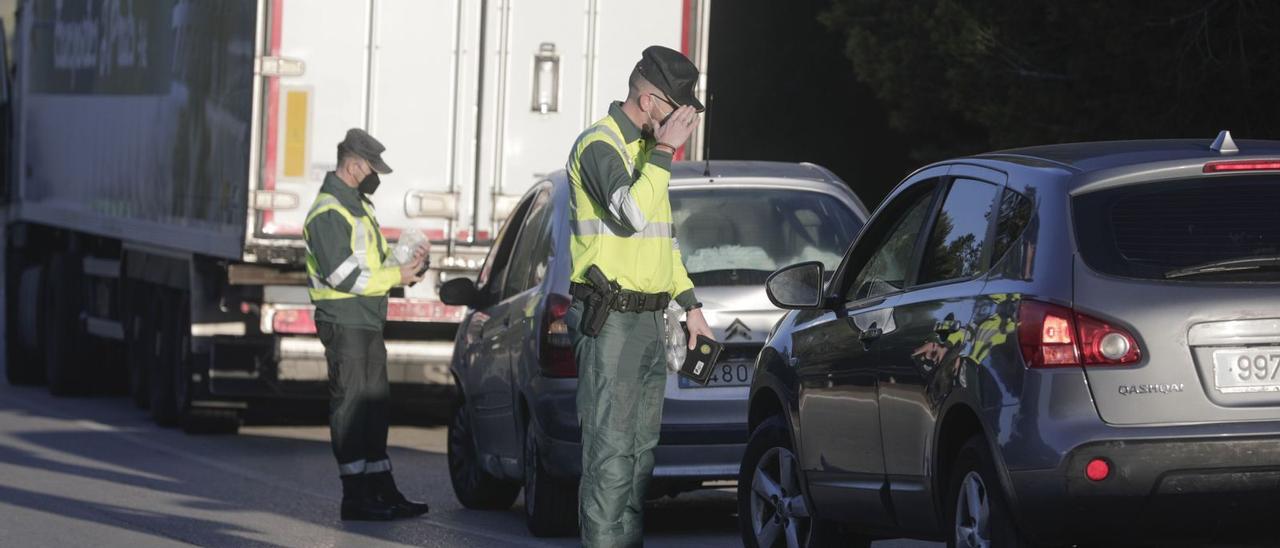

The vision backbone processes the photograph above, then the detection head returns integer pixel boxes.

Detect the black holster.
[577,265,617,338]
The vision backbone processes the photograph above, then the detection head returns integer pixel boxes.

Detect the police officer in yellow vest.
[566,46,715,547]
[304,129,431,521]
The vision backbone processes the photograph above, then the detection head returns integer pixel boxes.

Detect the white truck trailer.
[3,0,709,432]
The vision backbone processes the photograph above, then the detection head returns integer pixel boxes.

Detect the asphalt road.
[0,379,946,547]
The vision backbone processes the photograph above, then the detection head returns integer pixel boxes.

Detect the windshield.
[671,187,863,286]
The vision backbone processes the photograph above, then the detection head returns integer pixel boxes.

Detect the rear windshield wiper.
[1164,256,1280,279]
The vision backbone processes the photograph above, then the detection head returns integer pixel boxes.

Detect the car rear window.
[1073,176,1280,281]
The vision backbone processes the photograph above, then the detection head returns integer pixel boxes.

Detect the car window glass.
[845,186,937,302]
[503,189,553,298]
[476,197,533,298]
[670,188,862,286]
[992,187,1034,264]
[917,178,1000,285]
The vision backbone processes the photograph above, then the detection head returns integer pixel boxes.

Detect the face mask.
[358,173,381,195]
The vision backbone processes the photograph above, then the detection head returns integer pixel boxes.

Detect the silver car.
[440,161,868,537]
[743,133,1280,547]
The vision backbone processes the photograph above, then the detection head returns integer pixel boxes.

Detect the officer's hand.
[400,254,428,286]
[685,307,715,350]
[656,106,700,150]
[412,244,429,264]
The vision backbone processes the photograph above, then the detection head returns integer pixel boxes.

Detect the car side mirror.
[439,277,480,308]
[766,261,825,310]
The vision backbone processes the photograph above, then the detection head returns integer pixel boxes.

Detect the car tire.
[524,420,579,537]
[447,400,520,510]
[738,415,870,548]
[946,436,1031,548]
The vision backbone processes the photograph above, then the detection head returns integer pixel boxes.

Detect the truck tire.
[448,400,520,510]
[125,284,156,409]
[43,254,90,396]
[183,408,242,435]
[149,289,183,426]
[6,264,46,385]
[524,420,579,537]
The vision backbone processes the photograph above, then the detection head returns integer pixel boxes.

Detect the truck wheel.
[6,264,46,385]
[448,400,520,509]
[524,420,578,537]
[43,254,90,396]
[125,284,156,409]
[946,436,1029,548]
[149,290,182,426]
[183,408,242,435]
[738,415,869,548]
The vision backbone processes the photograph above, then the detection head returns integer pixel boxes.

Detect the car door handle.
[934,319,960,335]
[859,327,883,342]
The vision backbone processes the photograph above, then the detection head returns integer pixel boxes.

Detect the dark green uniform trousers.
[318,321,392,477]
[569,300,667,548]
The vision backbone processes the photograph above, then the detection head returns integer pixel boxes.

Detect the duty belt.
[570,282,670,313]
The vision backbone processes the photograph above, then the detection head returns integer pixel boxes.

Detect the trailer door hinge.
[257,56,306,77]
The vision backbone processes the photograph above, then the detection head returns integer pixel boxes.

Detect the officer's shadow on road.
[0,482,274,547]
[0,429,445,547]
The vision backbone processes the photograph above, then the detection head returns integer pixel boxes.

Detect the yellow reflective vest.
[304,174,400,329]
[566,102,697,308]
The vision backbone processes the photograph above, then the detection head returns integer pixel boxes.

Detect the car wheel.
[524,420,578,537]
[447,400,519,509]
[947,436,1028,548]
[738,415,869,548]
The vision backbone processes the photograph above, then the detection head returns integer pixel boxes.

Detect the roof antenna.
[1210,130,1238,154]
[702,93,713,177]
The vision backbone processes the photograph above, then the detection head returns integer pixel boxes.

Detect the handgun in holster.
[580,265,618,338]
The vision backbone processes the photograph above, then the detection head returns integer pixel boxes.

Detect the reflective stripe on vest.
[566,115,679,295]
[304,193,389,301]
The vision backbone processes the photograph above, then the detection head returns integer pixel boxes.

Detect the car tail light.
[539,294,577,378]
[1203,159,1280,173]
[1075,312,1141,365]
[273,307,317,335]
[1018,301,1079,367]
[1018,300,1141,368]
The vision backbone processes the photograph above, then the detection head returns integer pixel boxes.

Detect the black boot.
[340,475,396,521]
[368,471,430,518]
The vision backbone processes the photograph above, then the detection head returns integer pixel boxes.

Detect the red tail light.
[539,294,577,378]
[272,307,317,335]
[1018,300,1141,368]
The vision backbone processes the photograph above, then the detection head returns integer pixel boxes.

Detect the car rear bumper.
[1010,435,1280,544]
[529,378,748,482]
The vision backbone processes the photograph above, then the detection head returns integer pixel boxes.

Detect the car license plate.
[1213,348,1280,393]
[679,359,754,388]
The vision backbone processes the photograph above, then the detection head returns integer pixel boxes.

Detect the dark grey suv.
[741,133,1280,547]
